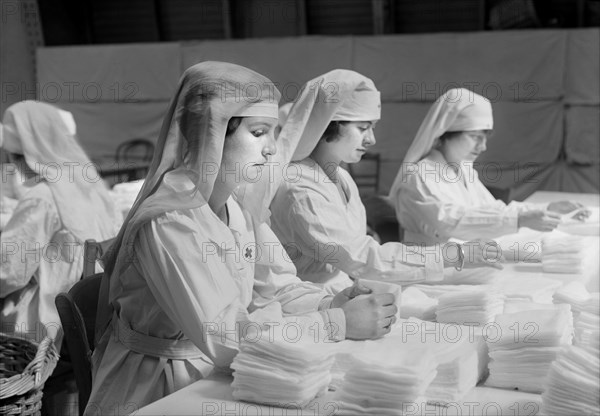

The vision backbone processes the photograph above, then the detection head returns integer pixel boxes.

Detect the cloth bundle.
[486,305,573,393]
[231,331,337,408]
[333,341,437,415]
[406,319,483,405]
[541,345,600,416]
[435,288,504,326]
[399,287,437,321]
[493,275,562,305]
[541,230,587,274]
[553,282,593,316]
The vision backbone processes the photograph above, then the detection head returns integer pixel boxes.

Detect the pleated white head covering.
[389,88,493,199]
[1,100,118,243]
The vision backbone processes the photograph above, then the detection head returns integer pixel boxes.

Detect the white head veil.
[389,88,493,199]
[1,101,117,242]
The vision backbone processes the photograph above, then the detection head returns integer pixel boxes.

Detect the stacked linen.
[405,319,484,405]
[492,276,562,304]
[435,288,504,326]
[573,293,599,354]
[553,281,592,317]
[541,230,587,274]
[486,305,573,393]
[231,331,336,407]
[400,287,437,321]
[541,345,600,416]
[334,342,437,415]
[553,283,600,353]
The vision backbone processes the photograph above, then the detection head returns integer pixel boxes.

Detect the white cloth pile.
[333,341,437,415]
[486,305,573,393]
[108,179,145,223]
[493,276,562,305]
[553,283,600,353]
[541,230,587,274]
[435,288,504,326]
[231,331,336,407]
[541,345,600,416]
[554,281,592,317]
[399,287,437,321]
[404,319,483,405]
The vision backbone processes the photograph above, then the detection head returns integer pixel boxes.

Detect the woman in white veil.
[389,88,586,246]
[1,101,118,348]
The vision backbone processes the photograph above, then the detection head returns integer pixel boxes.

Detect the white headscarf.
[389,88,493,199]
[1,101,118,243]
[282,69,381,163]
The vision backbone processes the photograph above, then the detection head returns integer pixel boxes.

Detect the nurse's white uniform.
[395,149,541,245]
[390,88,544,246]
[271,158,443,294]
[87,182,343,414]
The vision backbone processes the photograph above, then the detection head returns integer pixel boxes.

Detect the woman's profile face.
[328,121,377,164]
[221,116,278,185]
[440,130,488,164]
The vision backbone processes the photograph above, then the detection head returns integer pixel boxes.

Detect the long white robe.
[394,150,541,245]
[270,158,444,294]
[1,182,83,346]
[86,195,345,415]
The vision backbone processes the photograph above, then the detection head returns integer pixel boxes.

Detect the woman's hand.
[340,293,398,340]
[547,201,591,221]
[518,210,561,231]
[548,200,581,214]
[331,280,372,309]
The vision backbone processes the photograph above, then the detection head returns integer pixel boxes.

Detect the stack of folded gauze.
[404,319,483,405]
[486,305,573,393]
[334,341,437,415]
[573,293,599,354]
[553,281,592,317]
[541,345,600,416]
[541,230,587,274]
[400,287,437,321]
[436,288,504,326]
[553,283,599,353]
[231,329,337,407]
[493,275,562,305]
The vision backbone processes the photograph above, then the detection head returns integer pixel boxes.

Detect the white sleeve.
[251,221,346,340]
[397,172,520,242]
[134,214,343,370]
[285,190,443,284]
[1,196,60,297]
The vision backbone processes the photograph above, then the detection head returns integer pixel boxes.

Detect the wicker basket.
[0,335,59,416]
